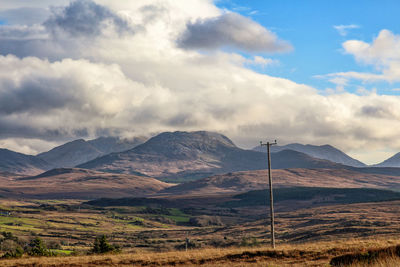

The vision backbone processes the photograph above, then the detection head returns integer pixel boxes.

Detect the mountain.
[78,131,347,181]
[374,152,400,167]
[269,149,344,169]
[0,148,52,175]
[254,143,365,167]
[0,168,172,199]
[37,136,146,168]
[162,168,400,195]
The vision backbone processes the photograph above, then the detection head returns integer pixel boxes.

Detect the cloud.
[334,24,359,36]
[2,0,400,164]
[178,12,292,53]
[44,0,133,37]
[320,29,400,88]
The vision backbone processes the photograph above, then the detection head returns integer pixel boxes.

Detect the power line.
[260,140,277,249]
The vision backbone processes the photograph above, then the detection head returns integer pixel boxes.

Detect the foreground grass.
[2,238,400,266]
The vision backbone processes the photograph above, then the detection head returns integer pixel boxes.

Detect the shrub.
[240,236,260,247]
[92,235,119,254]
[1,240,24,259]
[27,237,51,256]
[189,215,224,227]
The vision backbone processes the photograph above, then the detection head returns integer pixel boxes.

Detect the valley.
[1,131,400,266]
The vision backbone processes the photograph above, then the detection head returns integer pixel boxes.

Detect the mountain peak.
[131,131,237,158]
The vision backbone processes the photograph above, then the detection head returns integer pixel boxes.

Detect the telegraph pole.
[260,140,277,249]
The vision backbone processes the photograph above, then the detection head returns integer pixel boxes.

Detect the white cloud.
[247,56,278,67]
[333,24,360,36]
[320,29,400,91]
[1,0,400,164]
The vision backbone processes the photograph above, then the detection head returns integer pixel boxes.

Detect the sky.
[0,0,400,164]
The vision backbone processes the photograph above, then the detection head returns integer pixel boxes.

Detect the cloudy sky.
[1,0,400,164]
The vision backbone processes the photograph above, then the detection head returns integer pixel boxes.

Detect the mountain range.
[78,131,267,180]
[2,131,400,182]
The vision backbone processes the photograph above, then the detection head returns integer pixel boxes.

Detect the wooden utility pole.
[260,140,277,249]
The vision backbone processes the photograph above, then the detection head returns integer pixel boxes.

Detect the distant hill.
[78,131,348,181]
[37,136,146,168]
[162,168,400,195]
[254,143,365,167]
[0,148,52,175]
[0,168,171,199]
[223,187,400,208]
[373,152,400,167]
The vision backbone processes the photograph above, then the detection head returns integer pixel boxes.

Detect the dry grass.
[1,238,400,266]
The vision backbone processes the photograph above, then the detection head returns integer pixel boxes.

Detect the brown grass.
[1,238,400,266]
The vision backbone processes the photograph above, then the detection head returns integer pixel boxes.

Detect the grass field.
[1,238,400,266]
[1,193,400,266]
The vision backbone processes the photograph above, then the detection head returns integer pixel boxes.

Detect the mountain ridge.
[373,152,400,167]
[254,143,365,167]
[37,136,146,168]
[78,131,349,181]
[0,148,52,175]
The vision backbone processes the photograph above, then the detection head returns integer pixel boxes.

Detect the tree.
[28,237,50,256]
[92,235,117,254]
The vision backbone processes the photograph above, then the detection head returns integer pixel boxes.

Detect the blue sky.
[217,0,400,95]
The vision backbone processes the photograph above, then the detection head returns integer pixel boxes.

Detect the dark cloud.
[0,77,79,115]
[178,12,292,53]
[44,0,133,37]
[359,105,394,118]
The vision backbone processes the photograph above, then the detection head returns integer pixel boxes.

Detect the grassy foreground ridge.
[1,238,400,266]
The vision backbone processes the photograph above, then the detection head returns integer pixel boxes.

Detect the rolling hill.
[0,168,172,199]
[254,143,365,167]
[162,168,400,195]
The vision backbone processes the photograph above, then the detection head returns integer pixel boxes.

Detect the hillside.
[0,148,52,175]
[162,168,400,195]
[78,131,347,181]
[374,152,400,167]
[37,136,146,168]
[0,168,171,199]
[254,143,365,167]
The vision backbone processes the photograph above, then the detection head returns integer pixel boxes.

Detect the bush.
[189,215,224,227]
[240,236,260,247]
[92,235,119,254]
[1,240,24,259]
[27,237,52,256]
[47,240,62,250]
